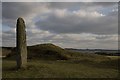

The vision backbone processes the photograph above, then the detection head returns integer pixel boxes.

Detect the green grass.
[2,43,119,78]
[2,58,119,78]
[106,56,120,60]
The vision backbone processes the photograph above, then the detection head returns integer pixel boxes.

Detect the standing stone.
[16,17,27,69]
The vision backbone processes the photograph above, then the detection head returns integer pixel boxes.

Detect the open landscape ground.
[2,44,120,78]
[2,58,119,78]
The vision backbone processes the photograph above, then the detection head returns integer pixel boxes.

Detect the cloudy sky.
[1,0,120,2]
[1,2,118,49]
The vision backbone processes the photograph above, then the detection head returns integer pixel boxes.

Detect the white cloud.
[54,9,67,18]
[73,10,105,17]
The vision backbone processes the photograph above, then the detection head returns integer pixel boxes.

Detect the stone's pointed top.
[18,17,24,20]
[17,17,25,23]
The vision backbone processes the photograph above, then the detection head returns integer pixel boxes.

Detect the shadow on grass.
[2,66,18,71]
[3,64,48,73]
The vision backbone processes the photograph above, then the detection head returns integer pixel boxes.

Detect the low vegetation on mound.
[27,43,70,60]
[2,43,71,60]
[2,43,118,62]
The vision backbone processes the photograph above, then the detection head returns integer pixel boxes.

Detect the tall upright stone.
[16,17,27,69]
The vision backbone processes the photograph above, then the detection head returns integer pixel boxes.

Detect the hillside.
[27,43,70,60]
[2,43,70,60]
[2,43,113,61]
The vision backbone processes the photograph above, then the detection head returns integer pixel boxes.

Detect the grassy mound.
[2,43,111,61]
[2,43,70,60]
[27,43,70,60]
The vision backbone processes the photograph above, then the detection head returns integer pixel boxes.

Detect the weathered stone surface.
[16,17,27,69]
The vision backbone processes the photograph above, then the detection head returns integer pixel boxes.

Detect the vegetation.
[2,59,119,78]
[95,52,120,56]
[2,43,120,78]
[2,43,70,60]
[27,43,70,60]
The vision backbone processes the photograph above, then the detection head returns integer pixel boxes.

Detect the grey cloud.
[48,2,117,11]
[2,2,118,49]
[2,2,50,28]
[2,0,120,2]
[2,2,30,28]
[3,2,29,19]
[2,2,50,19]
[35,11,118,34]
[2,2,42,19]
[2,2,117,20]
[2,25,118,49]
[2,31,16,47]
[35,3,117,35]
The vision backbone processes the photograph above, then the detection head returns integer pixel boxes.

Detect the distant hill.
[66,48,119,56]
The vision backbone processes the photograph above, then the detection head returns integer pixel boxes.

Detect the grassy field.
[2,58,119,78]
[2,44,120,78]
